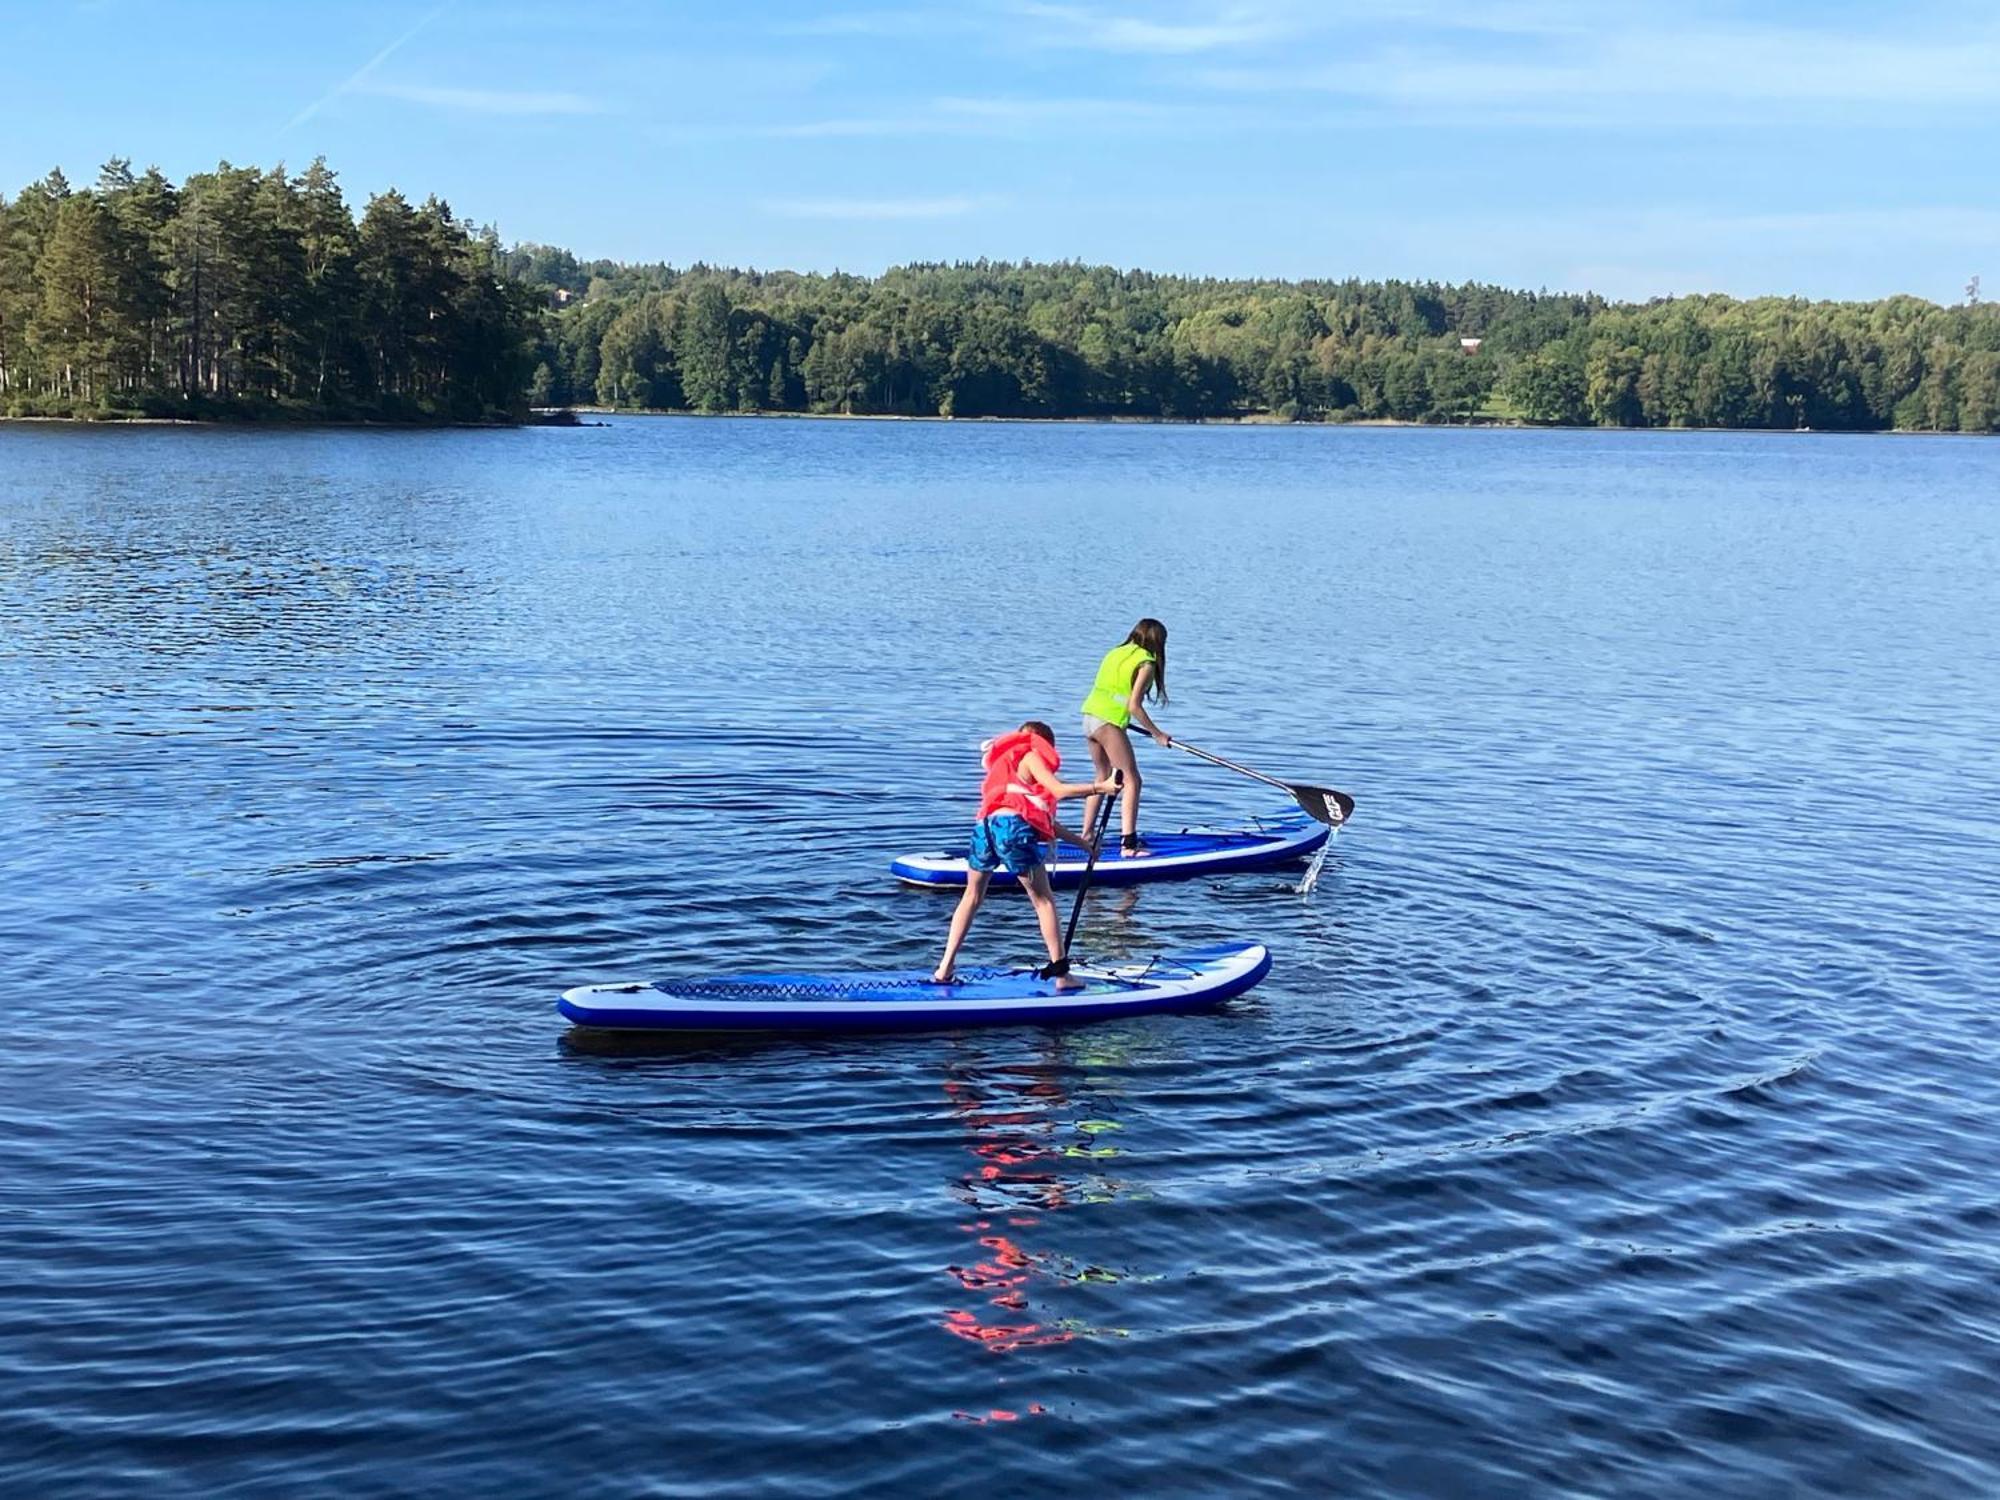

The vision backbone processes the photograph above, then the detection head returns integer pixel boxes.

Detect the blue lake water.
[3,416,1998,1496]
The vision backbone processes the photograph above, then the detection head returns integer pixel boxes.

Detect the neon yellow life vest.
[1081,642,1156,728]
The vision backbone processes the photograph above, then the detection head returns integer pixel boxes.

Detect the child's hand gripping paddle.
[1170,739,1355,826]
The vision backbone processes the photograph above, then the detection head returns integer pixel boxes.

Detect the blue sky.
[3,0,1996,302]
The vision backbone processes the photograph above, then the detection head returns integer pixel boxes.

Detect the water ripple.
[4,420,1999,1496]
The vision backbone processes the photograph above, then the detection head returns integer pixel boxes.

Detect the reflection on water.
[939,1040,1160,1423]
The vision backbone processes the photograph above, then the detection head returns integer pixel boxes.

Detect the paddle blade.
[1293,784,1355,827]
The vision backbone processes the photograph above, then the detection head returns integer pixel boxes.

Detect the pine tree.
[0,171,70,397]
[292,158,356,405]
[95,159,175,394]
[32,192,122,401]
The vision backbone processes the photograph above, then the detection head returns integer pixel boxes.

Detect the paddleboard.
[558,941,1271,1032]
[890,811,1328,889]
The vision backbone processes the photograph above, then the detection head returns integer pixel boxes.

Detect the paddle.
[1170,739,1355,826]
[1048,770,1122,976]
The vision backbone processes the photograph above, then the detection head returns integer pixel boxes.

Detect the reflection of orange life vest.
[977,730,1060,839]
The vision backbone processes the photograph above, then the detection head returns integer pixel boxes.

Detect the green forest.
[5,157,1998,431]
[0,160,537,421]
[516,251,2000,432]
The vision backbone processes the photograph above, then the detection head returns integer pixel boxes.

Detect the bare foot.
[1054,974,1084,991]
[931,969,956,985]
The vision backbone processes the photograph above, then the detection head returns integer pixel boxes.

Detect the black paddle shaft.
[1059,770,1123,965]
[1171,739,1355,826]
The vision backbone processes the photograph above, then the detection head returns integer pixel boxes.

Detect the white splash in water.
[1297,832,1336,896]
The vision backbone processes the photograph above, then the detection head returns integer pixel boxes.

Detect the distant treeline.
[0,160,537,422]
[5,158,1997,431]
[511,248,2000,432]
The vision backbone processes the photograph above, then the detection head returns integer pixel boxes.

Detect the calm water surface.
[3,417,1998,1497]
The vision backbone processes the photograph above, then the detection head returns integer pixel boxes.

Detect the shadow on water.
[556,1025,871,1063]
[552,1003,1265,1060]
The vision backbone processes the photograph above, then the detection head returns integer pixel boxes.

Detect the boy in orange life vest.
[933,720,1117,991]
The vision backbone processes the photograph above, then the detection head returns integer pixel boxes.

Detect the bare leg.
[1082,733,1113,837]
[1023,867,1082,989]
[1095,724,1145,851]
[934,871,990,981]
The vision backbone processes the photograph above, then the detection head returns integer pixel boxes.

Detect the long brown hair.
[1126,618,1168,704]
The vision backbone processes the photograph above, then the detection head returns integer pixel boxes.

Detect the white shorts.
[1082,714,1117,740]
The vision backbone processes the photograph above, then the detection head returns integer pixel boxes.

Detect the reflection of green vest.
[1082,642,1156,727]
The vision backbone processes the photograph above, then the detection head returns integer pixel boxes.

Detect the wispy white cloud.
[769,8,945,39]
[1645,205,2000,250]
[657,95,1195,145]
[759,116,924,139]
[358,82,604,116]
[1195,13,2000,117]
[763,195,992,220]
[284,4,450,131]
[1006,1,1282,54]
[660,5,2000,177]
[648,116,927,146]
[933,94,1178,121]
[1368,201,2000,301]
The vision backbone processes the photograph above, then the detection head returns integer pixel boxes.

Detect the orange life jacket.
[977,730,1060,838]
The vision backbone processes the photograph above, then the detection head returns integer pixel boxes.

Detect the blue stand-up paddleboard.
[890,810,1328,889]
[559,941,1271,1032]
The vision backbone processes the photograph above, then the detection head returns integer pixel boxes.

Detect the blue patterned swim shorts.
[967,814,1046,876]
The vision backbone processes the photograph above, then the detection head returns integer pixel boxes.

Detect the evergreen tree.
[97,160,177,395]
[292,158,356,405]
[676,281,733,411]
[0,171,70,398]
[33,192,122,400]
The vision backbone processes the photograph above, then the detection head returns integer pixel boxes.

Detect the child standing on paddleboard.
[1081,618,1171,857]
[933,721,1116,991]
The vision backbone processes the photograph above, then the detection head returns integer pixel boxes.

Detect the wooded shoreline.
[1,159,535,425]
[9,406,1991,440]
[6,154,1997,432]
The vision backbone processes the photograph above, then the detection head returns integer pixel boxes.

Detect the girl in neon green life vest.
[1080,618,1171,858]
